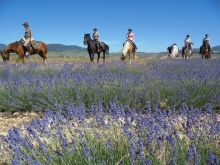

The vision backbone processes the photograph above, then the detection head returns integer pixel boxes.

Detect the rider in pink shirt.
[126,28,137,52]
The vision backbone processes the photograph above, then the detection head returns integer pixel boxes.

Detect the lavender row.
[0,101,219,164]
[0,59,220,112]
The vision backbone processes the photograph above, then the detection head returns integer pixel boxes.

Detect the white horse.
[167,44,179,59]
[182,42,194,59]
[120,40,136,64]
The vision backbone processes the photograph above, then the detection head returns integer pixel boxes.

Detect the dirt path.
[0,112,40,135]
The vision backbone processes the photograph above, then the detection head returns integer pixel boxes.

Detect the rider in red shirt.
[126,28,137,52]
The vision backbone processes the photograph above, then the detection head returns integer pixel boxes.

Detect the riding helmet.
[128,28,132,31]
[205,34,209,36]
[22,22,29,26]
[186,34,190,37]
[93,28,97,31]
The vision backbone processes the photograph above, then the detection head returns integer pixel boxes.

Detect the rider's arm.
[97,32,100,40]
[29,27,32,42]
[126,34,129,40]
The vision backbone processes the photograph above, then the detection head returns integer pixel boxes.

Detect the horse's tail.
[105,44,109,55]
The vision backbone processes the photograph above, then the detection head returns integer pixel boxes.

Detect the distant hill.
[193,45,220,53]
[47,44,87,52]
[0,43,87,52]
[1,43,219,53]
[212,45,220,51]
[0,44,6,50]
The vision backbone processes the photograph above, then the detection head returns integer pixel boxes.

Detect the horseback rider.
[126,28,137,52]
[182,34,191,55]
[22,22,32,55]
[199,34,212,54]
[92,28,102,52]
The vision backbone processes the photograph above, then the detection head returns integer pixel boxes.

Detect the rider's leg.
[209,45,212,53]
[199,46,202,54]
[97,42,101,52]
[99,42,102,51]
[182,46,186,55]
[133,43,137,52]
[131,41,137,52]
[24,38,31,55]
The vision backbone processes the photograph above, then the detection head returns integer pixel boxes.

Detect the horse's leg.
[38,52,48,64]
[102,51,106,63]
[97,52,100,63]
[88,52,92,62]
[129,51,132,65]
[16,54,24,63]
[91,53,94,62]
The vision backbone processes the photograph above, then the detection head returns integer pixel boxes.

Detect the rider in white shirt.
[182,35,191,55]
[93,28,102,52]
[199,34,212,54]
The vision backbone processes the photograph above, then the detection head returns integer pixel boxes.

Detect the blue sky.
[0,0,220,52]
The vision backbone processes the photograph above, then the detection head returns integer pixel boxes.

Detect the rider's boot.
[26,45,31,56]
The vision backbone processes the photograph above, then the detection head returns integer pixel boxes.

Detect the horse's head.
[188,42,194,51]
[0,50,10,62]
[83,33,91,45]
[203,41,209,49]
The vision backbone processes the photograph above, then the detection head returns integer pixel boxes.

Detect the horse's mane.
[121,40,131,55]
[3,41,20,53]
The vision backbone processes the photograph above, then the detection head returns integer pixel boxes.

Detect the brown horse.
[201,41,211,59]
[0,41,48,64]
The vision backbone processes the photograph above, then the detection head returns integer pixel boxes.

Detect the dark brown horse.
[83,34,109,62]
[201,41,211,59]
[0,41,48,64]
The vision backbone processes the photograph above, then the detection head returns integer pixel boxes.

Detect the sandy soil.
[0,112,40,136]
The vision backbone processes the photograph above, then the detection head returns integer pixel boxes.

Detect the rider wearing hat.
[126,28,137,52]
[22,22,32,55]
[92,28,102,52]
[199,34,212,54]
[182,34,191,55]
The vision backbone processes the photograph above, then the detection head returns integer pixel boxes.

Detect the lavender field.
[0,59,220,164]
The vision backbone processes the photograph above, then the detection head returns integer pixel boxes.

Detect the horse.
[167,44,179,59]
[182,42,194,59]
[83,34,109,62]
[0,41,48,64]
[201,41,211,59]
[120,40,136,64]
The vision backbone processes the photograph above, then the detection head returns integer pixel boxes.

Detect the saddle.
[21,38,38,50]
